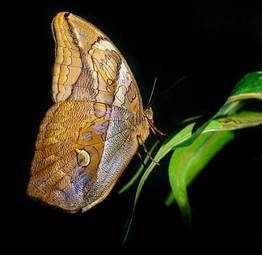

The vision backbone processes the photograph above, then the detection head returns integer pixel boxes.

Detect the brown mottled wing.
[27,100,138,212]
[28,12,146,212]
[51,12,144,117]
[28,101,108,209]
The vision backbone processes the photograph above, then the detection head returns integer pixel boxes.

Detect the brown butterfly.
[27,12,159,213]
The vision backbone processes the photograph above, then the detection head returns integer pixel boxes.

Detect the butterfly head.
[144,107,154,124]
[144,107,165,137]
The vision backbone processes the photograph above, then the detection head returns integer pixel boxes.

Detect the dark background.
[8,0,262,252]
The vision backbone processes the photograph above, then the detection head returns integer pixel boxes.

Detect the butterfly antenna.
[159,75,187,97]
[147,77,157,107]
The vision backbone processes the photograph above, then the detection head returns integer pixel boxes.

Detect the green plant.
[119,71,262,240]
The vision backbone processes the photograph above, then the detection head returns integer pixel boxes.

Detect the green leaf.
[205,111,262,131]
[165,110,262,209]
[124,71,262,241]
[168,131,234,223]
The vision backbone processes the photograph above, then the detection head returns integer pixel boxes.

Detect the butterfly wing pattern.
[27,12,153,213]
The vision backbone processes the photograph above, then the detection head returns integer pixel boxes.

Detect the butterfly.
[27,12,158,213]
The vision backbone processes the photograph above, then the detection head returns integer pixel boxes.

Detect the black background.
[8,0,262,252]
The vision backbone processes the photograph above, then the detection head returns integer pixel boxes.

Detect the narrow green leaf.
[168,131,234,222]
[165,110,262,207]
[205,111,262,132]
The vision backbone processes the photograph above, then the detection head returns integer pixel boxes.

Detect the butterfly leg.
[137,135,160,166]
[136,151,147,169]
[151,124,166,137]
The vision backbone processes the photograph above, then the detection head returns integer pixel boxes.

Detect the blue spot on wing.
[61,167,93,207]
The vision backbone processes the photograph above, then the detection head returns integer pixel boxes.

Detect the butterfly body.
[27,12,153,213]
